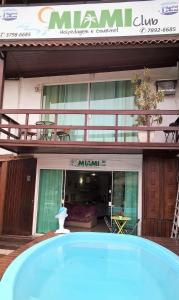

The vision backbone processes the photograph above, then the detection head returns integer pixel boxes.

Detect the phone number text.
[147,27,176,33]
[0,32,31,38]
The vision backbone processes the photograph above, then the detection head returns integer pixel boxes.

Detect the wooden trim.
[0,56,5,109]
[0,155,35,162]
[0,109,178,153]
[0,109,178,115]
[0,161,8,234]
[1,124,179,131]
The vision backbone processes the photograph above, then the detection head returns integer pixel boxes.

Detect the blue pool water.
[0,233,179,300]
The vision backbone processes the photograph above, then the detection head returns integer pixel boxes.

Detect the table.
[36,121,54,140]
[111,215,131,234]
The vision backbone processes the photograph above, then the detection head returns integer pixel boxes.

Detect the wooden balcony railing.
[0,109,178,146]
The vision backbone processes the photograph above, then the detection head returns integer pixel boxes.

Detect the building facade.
[0,0,178,237]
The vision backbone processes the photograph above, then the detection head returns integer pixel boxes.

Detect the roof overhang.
[1,140,179,155]
[1,36,179,78]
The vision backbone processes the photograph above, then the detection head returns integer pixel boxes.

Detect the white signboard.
[71,159,106,167]
[0,0,178,40]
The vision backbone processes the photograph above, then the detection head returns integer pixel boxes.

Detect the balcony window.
[42,80,136,142]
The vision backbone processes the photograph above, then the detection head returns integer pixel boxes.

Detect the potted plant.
[132,68,164,142]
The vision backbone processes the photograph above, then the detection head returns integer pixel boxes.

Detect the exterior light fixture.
[156,80,177,95]
[34,84,41,93]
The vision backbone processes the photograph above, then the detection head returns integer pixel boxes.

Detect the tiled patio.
[0,232,179,279]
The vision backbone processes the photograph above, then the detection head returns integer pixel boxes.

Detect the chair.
[56,129,70,140]
[19,129,37,140]
[124,218,140,235]
[175,117,179,142]
[164,123,176,142]
[104,216,117,233]
[164,117,179,142]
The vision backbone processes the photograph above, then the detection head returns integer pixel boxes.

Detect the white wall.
[3,80,19,109]
[3,66,179,115]
[0,80,20,155]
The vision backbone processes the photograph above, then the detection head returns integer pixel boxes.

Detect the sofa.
[65,203,97,228]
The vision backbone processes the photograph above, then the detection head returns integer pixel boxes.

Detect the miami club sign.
[71,159,106,168]
[0,0,178,40]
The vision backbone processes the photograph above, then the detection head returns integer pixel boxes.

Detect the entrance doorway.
[64,170,138,231]
[36,169,139,233]
[64,171,111,230]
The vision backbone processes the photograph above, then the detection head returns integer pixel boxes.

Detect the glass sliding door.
[42,84,88,141]
[88,80,136,142]
[112,171,138,228]
[36,169,63,233]
[88,81,116,142]
[42,80,137,142]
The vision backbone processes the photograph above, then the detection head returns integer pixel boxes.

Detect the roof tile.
[0,36,179,48]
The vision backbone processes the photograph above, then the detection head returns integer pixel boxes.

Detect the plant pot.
[138,131,155,142]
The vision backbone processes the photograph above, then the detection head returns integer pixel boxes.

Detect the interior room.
[64,170,112,230]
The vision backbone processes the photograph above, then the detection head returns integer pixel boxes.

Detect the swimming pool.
[0,232,179,300]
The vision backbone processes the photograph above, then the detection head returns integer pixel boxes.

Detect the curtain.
[112,171,138,227]
[42,80,136,142]
[43,84,88,108]
[36,169,63,233]
[124,172,138,227]
[88,81,136,141]
[112,172,125,215]
[43,84,88,141]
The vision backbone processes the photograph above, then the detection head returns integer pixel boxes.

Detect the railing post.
[54,113,58,141]
[147,115,150,142]
[7,122,11,140]
[84,113,88,142]
[24,113,29,140]
[115,114,118,142]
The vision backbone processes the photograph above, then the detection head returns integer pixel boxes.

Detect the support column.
[0,161,8,234]
[0,53,5,109]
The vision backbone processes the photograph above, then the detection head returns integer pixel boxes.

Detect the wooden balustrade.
[0,113,20,139]
[0,109,178,146]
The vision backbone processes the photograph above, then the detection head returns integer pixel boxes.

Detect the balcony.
[0,109,178,154]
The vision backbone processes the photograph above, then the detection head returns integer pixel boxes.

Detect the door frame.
[111,171,139,230]
[63,170,113,217]
[33,154,142,235]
